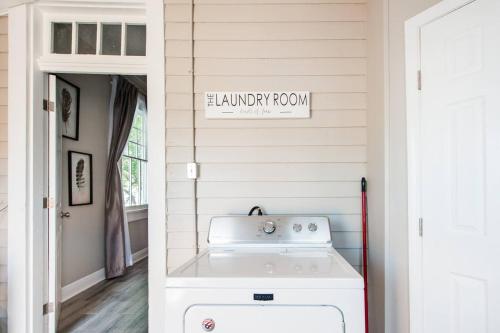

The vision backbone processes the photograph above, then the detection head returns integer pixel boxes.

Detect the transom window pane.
[77,23,97,55]
[101,24,122,55]
[52,23,72,54]
[126,24,146,56]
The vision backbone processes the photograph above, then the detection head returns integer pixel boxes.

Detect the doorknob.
[60,211,70,218]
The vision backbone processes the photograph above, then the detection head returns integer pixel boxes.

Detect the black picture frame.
[68,151,93,206]
[56,75,80,141]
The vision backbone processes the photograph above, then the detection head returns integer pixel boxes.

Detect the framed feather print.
[56,76,80,140]
[68,151,93,206]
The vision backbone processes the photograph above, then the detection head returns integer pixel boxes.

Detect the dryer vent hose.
[248,206,264,216]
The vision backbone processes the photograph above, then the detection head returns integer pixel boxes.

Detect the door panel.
[420,0,500,332]
[185,305,344,333]
[43,73,49,331]
[46,74,63,332]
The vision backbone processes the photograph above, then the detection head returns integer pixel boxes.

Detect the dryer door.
[185,304,344,333]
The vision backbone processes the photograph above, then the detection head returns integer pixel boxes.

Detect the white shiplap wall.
[0,16,7,327]
[165,0,367,272]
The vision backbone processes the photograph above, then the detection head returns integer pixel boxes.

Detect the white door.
[44,74,63,332]
[419,0,500,332]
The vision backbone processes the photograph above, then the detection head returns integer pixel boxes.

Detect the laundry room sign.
[205,91,310,119]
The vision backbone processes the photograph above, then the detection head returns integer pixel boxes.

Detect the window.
[50,21,146,56]
[101,24,122,55]
[121,95,147,207]
[52,23,73,54]
[77,23,97,54]
[125,24,146,56]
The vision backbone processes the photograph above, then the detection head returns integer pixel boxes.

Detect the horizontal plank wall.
[165,0,367,272]
[0,15,7,329]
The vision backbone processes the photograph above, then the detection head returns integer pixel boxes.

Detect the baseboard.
[133,247,148,263]
[61,248,148,302]
[61,268,105,302]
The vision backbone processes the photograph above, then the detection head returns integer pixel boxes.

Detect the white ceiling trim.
[1,0,145,13]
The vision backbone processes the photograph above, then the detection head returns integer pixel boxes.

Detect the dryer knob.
[263,221,276,234]
[308,223,318,232]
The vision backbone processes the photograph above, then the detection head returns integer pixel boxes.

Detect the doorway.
[406,0,500,332]
[43,73,149,332]
[7,1,166,331]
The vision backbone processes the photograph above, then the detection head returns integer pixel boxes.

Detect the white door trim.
[7,1,166,332]
[145,0,167,331]
[405,1,477,332]
[7,5,32,333]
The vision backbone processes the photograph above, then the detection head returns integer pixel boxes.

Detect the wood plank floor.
[58,259,148,333]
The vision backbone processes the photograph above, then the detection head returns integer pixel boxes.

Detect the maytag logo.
[253,293,274,301]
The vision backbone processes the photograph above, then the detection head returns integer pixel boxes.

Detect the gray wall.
[367,0,387,332]
[60,74,148,287]
[60,74,110,286]
[129,218,148,254]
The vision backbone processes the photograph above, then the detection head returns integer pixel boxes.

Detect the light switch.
[187,163,198,179]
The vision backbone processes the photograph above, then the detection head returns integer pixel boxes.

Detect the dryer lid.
[166,247,363,289]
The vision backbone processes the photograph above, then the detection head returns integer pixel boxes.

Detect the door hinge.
[43,302,54,315]
[43,197,55,209]
[43,99,54,112]
[418,217,423,237]
[417,70,422,91]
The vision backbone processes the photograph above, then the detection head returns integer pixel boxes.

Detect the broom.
[361,177,369,333]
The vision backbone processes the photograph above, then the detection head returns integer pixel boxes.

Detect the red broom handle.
[361,177,369,333]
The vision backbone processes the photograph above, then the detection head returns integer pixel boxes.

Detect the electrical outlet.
[187,163,198,179]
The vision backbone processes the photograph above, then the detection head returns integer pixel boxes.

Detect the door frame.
[405,1,477,332]
[7,1,166,332]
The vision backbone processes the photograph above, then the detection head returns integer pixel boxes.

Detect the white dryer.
[166,215,365,333]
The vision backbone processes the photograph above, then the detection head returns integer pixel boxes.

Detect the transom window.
[121,95,147,207]
[51,21,146,56]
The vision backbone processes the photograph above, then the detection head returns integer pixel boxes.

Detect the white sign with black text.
[205,91,310,119]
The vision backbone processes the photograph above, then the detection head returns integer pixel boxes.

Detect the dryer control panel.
[207,215,332,247]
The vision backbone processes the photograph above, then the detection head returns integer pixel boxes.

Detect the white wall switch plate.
[187,163,198,179]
